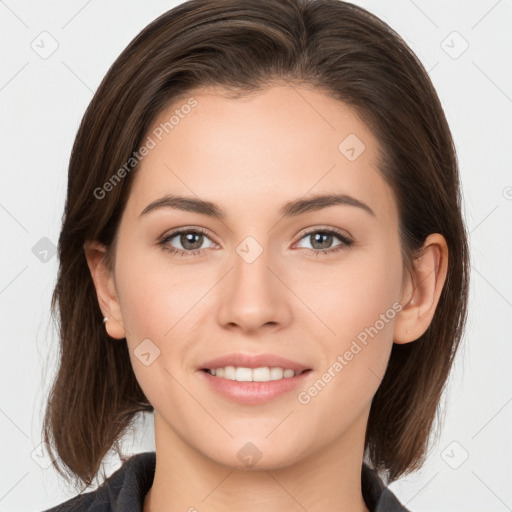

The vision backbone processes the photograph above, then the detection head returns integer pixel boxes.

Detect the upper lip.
[200,352,311,373]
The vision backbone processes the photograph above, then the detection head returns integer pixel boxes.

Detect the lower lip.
[198,369,312,405]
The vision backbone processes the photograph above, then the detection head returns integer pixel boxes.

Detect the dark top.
[43,451,410,511]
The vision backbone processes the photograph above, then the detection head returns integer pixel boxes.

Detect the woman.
[42,0,469,510]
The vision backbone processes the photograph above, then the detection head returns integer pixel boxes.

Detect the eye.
[157,227,216,257]
[294,227,354,256]
[157,226,354,257]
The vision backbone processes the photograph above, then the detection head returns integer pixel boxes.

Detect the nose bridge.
[231,234,276,304]
[216,232,291,331]
[234,235,272,289]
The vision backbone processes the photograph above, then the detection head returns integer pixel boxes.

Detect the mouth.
[198,367,313,405]
[200,367,312,382]
[197,353,313,405]
[199,352,311,375]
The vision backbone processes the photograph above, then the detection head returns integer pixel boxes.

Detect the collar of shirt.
[43,451,410,512]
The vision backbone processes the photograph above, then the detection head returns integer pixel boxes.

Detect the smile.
[199,367,313,405]
[203,366,309,382]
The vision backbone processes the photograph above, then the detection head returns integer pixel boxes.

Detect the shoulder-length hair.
[43,0,469,489]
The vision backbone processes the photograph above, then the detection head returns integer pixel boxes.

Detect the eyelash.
[157,226,354,258]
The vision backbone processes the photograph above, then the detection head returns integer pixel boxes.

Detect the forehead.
[126,85,396,223]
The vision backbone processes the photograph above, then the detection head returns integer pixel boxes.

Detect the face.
[106,85,408,470]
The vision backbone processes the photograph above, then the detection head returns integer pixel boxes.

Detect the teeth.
[253,367,270,381]
[207,366,298,382]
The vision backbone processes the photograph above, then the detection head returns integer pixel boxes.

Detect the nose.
[216,242,292,334]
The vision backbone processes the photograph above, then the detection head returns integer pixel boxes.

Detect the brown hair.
[42,0,469,489]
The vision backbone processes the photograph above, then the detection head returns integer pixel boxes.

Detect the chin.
[204,436,309,472]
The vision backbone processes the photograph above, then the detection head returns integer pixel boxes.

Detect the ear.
[83,240,126,340]
[393,233,448,343]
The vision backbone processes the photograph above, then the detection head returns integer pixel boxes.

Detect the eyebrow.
[139,193,375,219]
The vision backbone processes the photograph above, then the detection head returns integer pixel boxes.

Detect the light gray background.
[1,0,511,510]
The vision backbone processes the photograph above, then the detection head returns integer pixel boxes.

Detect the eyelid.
[159,225,214,240]
[294,225,353,242]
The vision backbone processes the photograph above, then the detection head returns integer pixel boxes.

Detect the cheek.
[114,242,204,342]
[306,242,403,388]
[307,242,403,342]
[294,259,402,436]
[112,246,204,404]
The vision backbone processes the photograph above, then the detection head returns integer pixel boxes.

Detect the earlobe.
[393,233,449,344]
[83,240,126,340]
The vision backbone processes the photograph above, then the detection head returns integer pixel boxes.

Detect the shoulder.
[42,490,103,512]
[41,452,156,512]
[362,463,411,512]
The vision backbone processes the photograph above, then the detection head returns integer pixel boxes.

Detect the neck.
[143,412,370,512]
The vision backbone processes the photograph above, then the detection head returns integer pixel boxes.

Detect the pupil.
[182,232,202,250]
[312,233,332,250]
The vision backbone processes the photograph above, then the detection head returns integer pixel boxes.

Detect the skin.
[85,84,448,512]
